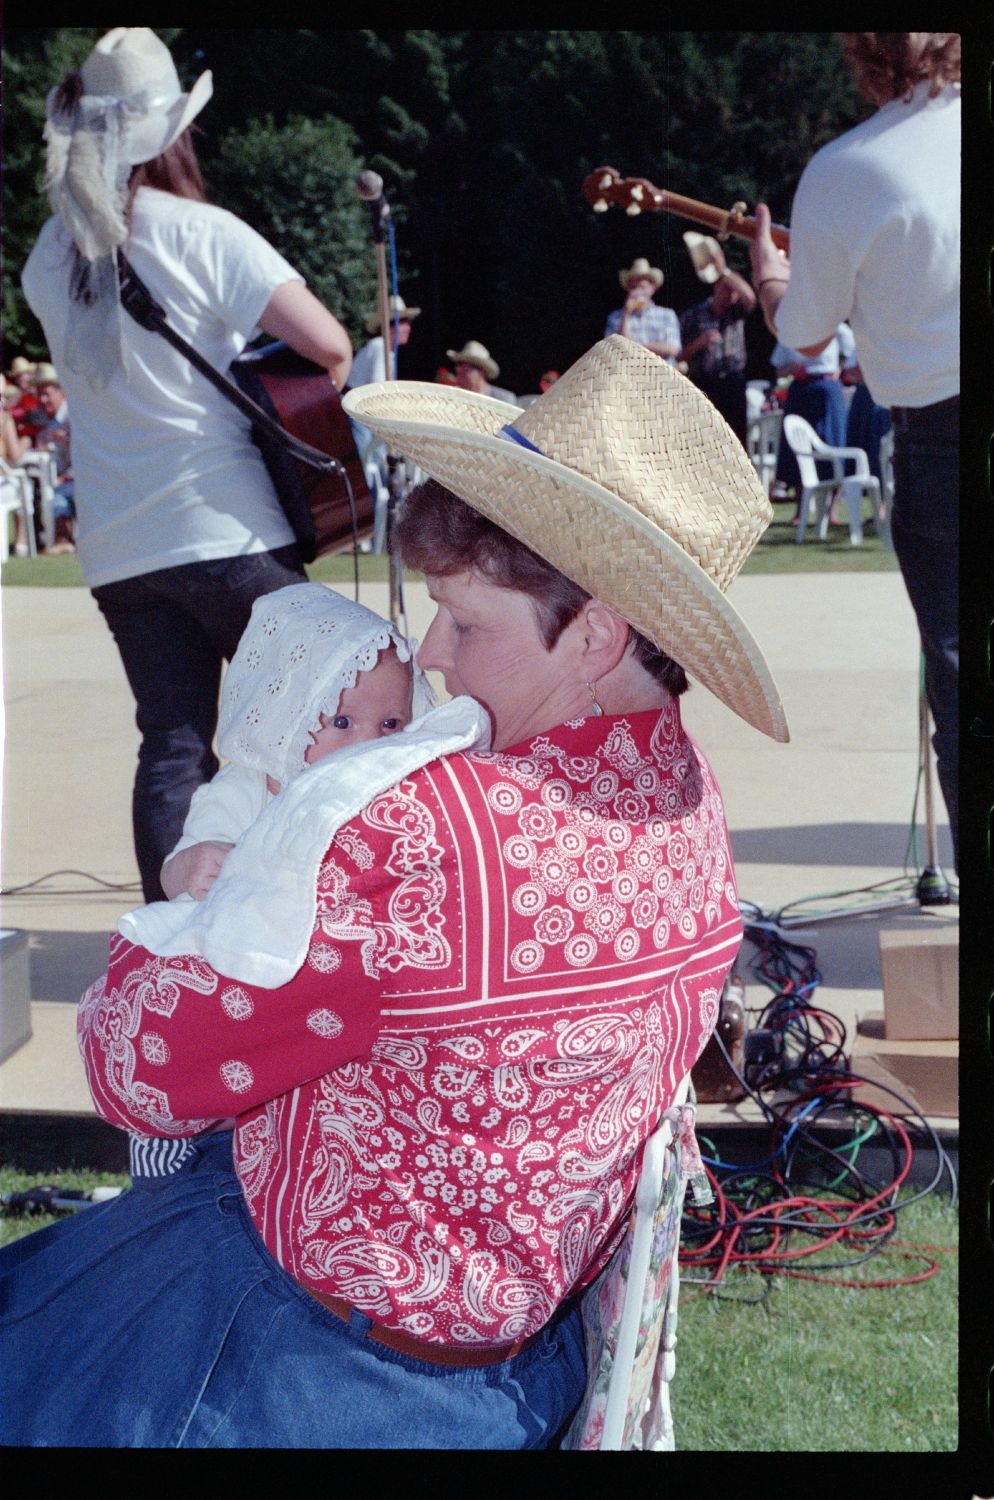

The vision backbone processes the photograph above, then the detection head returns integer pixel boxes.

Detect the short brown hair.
[839,33,960,107]
[395,478,688,697]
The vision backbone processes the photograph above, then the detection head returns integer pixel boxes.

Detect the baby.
[160,583,419,902]
[118,582,490,982]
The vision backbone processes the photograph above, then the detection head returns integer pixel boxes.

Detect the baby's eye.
[332,715,352,730]
[381,717,402,731]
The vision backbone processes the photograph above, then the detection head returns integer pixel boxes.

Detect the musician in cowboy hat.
[446,338,518,404]
[604,256,681,366]
[679,239,757,448]
[20,26,353,902]
[347,294,422,391]
[7,334,786,1449]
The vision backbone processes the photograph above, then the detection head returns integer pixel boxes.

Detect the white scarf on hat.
[44,93,140,386]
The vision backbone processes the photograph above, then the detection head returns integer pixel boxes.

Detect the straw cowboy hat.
[31,362,61,389]
[44,28,213,264]
[344,335,788,741]
[8,357,37,378]
[683,232,723,284]
[366,295,422,335]
[619,256,664,292]
[446,340,500,381]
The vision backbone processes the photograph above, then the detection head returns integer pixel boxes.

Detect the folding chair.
[0,460,38,560]
[783,414,881,545]
[562,1074,711,1451]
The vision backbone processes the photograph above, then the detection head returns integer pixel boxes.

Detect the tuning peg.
[626,205,641,216]
[630,185,645,202]
[592,200,608,212]
[597,172,614,189]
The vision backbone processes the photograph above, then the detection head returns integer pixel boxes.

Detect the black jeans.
[889,397,959,871]
[92,545,307,902]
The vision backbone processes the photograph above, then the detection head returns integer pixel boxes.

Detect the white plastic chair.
[745,380,769,421]
[878,428,895,550]
[563,1074,705,1451]
[358,436,427,555]
[782,414,881,545]
[17,449,58,551]
[0,460,38,560]
[746,408,783,499]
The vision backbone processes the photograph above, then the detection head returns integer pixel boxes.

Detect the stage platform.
[1,573,958,1168]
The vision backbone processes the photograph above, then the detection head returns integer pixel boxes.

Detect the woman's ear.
[576,600,631,677]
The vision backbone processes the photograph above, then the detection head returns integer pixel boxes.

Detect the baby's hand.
[160,841,235,901]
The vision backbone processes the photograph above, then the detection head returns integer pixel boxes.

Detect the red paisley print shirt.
[79,704,740,1347]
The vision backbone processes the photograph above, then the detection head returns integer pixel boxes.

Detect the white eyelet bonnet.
[217,583,434,788]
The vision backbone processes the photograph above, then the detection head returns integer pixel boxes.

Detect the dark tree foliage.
[3,29,866,388]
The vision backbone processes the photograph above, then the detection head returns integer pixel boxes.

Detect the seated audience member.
[0,335,787,1449]
[843,355,893,485]
[6,357,45,442]
[446,340,517,404]
[605,257,680,366]
[769,325,853,500]
[31,362,76,551]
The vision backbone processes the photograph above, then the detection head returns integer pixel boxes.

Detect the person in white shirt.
[749,32,960,870]
[347,293,420,460]
[21,29,354,901]
[348,293,420,390]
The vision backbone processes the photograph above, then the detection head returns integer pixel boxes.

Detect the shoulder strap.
[116,252,344,476]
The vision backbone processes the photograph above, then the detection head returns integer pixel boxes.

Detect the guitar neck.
[583,168,791,252]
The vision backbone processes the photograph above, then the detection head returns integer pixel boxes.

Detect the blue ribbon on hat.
[497,423,544,455]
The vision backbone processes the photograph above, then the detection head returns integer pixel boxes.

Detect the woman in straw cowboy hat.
[20,27,353,904]
[0,335,785,1450]
[604,256,681,366]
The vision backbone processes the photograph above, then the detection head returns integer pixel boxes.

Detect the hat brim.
[126,69,213,164]
[446,350,499,381]
[343,381,788,742]
[620,269,664,291]
[366,306,421,334]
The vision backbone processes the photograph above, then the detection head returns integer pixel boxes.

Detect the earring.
[586,681,604,717]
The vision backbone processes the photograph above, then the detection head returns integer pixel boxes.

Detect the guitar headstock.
[581,165,667,217]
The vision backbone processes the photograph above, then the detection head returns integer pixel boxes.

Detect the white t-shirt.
[775,82,959,410]
[770,323,855,378]
[22,188,304,586]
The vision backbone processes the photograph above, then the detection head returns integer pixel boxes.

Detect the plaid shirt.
[679,298,747,380]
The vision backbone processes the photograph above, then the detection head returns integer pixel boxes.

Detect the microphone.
[356,170,390,241]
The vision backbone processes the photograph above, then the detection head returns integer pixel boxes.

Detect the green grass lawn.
[674,1187,957,1451]
[1,500,899,589]
[0,1164,955,1452]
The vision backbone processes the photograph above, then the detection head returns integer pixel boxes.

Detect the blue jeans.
[889,397,959,871]
[0,1133,586,1449]
[92,546,306,902]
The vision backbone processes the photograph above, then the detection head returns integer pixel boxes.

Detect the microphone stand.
[771,666,952,931]
[361,175,405,631]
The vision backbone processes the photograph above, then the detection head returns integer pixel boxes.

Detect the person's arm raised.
[258,280,353,390]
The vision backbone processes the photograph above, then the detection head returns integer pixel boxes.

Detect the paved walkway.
[0,571,957,1125]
